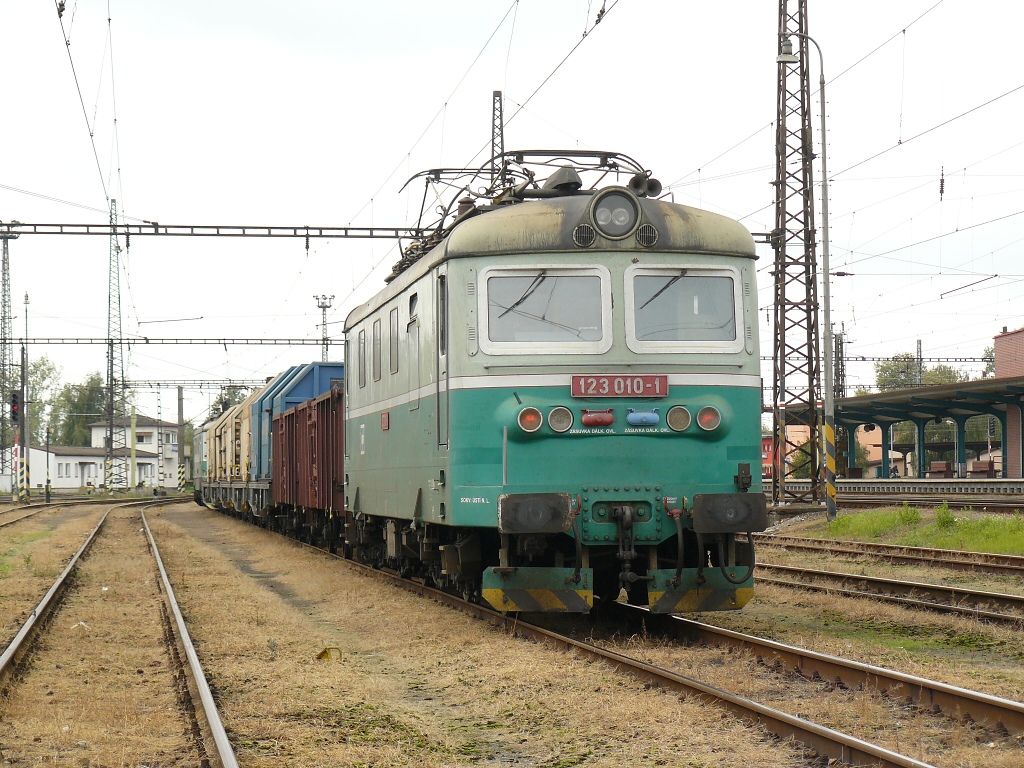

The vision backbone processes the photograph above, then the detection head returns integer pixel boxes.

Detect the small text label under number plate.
[571,374,668,398]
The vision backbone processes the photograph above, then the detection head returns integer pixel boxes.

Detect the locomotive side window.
[358,330,366,388]
[372,319,382,382]
[480,266,612,355]
[389,307,399,374]
[624,265,744,353]
[438,275,447,355]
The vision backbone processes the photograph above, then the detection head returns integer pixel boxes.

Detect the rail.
[601,603,1024,735]
[758,563,1024,625]
[142,508,239,768]
[755,534,1024,576]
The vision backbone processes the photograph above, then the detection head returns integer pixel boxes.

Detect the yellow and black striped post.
[824,415,837,520]
[17,453,27,502]
[177,463,186,492]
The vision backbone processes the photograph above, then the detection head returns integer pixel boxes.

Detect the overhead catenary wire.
[54,0,109,203]
[832,82,1024,178]
[664,1,945,200]
[343,0,520,227]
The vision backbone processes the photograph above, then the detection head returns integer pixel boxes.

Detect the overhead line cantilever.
[0,223,423,239]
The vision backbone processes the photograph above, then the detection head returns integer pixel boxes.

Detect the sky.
[1,0,1023,426]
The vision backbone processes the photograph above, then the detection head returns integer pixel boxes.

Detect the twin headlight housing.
[592,191,639,238]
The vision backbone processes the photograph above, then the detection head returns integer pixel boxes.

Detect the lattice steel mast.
[105,199,128,491]
[772,0,823,506]
[491,90,505,189]
[0,226,15,477]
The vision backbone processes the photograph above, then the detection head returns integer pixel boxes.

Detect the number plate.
[571,374,668,398]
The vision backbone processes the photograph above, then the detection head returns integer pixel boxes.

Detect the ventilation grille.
[635,224,658,247]
[573,224,596,248]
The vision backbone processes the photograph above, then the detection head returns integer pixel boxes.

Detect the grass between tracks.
[0,509,104,645]
[788,504,1024,554]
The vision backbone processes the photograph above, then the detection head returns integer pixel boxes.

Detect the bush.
[897,505,921,526]
[934,502,956,530]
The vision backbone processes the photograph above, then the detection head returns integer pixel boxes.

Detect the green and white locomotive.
[343,151,768,613]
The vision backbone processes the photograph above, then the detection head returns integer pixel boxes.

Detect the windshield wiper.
[638,269,687,310]
[499,270,547,318]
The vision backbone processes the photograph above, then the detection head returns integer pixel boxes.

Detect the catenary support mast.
[0,227,15,478]
[105,199,127,491]
[772,0,823,507]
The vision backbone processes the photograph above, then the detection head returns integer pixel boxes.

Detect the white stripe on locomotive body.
[345,373,762,420]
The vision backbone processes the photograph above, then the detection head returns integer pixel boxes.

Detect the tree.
[982,345,995,377]
[874,354,967,392]
[922,364,967,386]
[25,356,60,446]
[48,373,106,446]
[874,353,921,391]
[214,386,252,414]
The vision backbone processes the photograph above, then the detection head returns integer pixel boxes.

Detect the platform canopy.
[837,376,1024,426]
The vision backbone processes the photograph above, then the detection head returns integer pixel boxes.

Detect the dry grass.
[611,631,1023,767]
[699,582,1024,701]
[0,507,202,765]
[149,503,809,767]
[0,506,107,645]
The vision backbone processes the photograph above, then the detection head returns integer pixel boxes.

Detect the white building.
[87,414,180,488]
[0,445,165,492]
[0,414,181,493]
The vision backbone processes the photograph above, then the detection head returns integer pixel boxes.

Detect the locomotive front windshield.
[487,273,603,342]
[632,273,736,341]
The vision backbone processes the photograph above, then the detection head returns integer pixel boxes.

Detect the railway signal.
[9,391,19,424]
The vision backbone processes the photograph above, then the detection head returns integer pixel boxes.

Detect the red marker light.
[517,407,543,433]
[697,406,721,431]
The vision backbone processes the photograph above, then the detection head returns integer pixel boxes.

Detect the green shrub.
[934,502,956,530]
[897,505,921,526]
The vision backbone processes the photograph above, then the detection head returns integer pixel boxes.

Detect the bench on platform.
[969,460,997,478]
[928,461,954,478]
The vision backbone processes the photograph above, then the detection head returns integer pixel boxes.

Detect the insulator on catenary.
[939,166,945,201]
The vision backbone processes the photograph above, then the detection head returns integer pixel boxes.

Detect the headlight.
[548,406,573,433]
[517,406,543,433]
[697,406,722,431]
[667,406,691,432]
[592,191,638,238]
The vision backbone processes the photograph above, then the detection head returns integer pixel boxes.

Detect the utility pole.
[157,389,165,492]
[491,90,505,189]
[314,294,334,362]
[772,0,823,510]
[834,326,847,475]
[45,426,50,502]
[0,223,16,480]
[916,339,923,386]
[22,293,29,499]
[177,385,185,492]
[105,199,127,492]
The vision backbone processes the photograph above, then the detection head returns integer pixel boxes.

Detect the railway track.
[236,514,936,768]
[0,494,180,530]
[0,499,237,767]
[599,602,1024,737]
[756,533,1024,577]
[837,495,1024,511]
[757,562,1024,625]
[0,497,113,529]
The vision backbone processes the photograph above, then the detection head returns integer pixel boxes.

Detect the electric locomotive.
[342,150,768,613]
